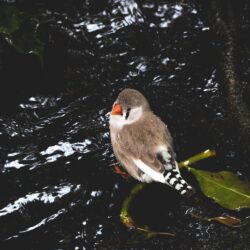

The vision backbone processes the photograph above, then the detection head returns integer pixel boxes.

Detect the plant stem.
[120,183,175,237]
[120,183,145,228]
[179,149,216,168]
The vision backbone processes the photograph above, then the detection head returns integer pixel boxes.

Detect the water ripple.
[0,183,80,217]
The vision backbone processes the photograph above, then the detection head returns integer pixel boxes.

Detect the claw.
[113,166,130,182]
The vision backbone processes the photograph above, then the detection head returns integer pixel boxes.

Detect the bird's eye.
[125,108,131,120]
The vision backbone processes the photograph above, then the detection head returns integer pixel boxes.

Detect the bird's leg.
[112,166,131,181]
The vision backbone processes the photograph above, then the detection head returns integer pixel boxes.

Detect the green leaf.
[189,168,250,210]
[0,6,25,35]
[9,20,44,57]
[0,6,44,60]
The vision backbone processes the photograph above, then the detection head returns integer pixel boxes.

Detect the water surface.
[0,0,250,249]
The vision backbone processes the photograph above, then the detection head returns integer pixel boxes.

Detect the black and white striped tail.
[163,167,195,197]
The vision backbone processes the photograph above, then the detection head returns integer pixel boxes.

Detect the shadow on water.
[0,0,250,249]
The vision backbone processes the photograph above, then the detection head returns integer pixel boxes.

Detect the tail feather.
[158,150,195,197]
[164,168,195,197]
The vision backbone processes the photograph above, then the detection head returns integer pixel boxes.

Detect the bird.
[109,88,195,197]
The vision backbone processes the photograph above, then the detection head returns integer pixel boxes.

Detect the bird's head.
[109,88,151,128]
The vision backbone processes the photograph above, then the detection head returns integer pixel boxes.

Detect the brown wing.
[115,112,174,174]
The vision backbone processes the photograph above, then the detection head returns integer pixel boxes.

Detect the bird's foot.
[112,166,130,182]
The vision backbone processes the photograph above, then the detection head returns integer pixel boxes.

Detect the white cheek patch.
[125,106,143,124]
[133,159,165,183]
[109,106,143,128]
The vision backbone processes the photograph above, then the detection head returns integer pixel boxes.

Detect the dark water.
[0,0,250,249]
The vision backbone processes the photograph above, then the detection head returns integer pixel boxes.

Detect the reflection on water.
[0,184,75,216]
[0,0,250,249]
[40,140,92,162]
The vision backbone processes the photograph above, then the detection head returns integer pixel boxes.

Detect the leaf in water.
[0,6,44,59]
[10,19,44,57]
[190,213,242,227]
[189,168,250,210]
[208,216,241,227]
[135,226,175,237]
[0,6,25,35]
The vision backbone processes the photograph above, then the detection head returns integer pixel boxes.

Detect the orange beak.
[111,103,123,115]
